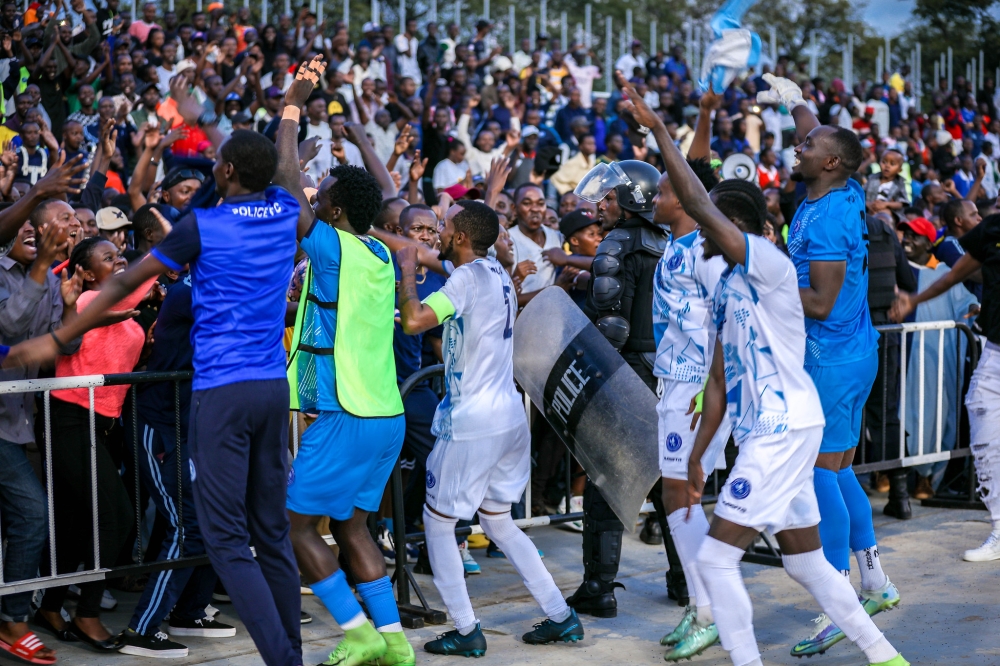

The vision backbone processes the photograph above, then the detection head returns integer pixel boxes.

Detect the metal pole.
[131,0,136,21]
[663,32,669,54]
[650,20,656,56]
[509,5,515,54]
[809,30,817,78]
[626,8,632,46]
[318,0,324,24]
[284,0,290,16]
[169,0,174,12]
[343,0,349,27]
[453,0,459,32]
[876,47,883,85]
[686,22,693,69]
[529,15,535,47]
[398,0,404,32]
[372,0,379,28]
[575,22,582,49]
[310,0,316,15]
[89,388,99,570]
[947,46,953,92]
[561,11,566,51]
[584,4,591,48]
[934,60,940,95]
[884,34,890,74]
[429,0,436,23]
[44,392,56,579]
[980,49,985,91]
[619,29,625,59]
[769,25,776,65]
[605,15,612,92]
[540,0,546,38]
[694,23,701,77]
[262,0,268,26]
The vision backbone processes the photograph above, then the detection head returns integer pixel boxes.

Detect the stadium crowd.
[0,1,991,663]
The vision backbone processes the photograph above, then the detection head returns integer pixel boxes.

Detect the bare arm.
[618,72,747,265]
[344,121,396,200]
[890,252,982,322]
[276,58,322,241]
[799,260,846,321]
[397,246,444,333]
[688,89,721,161]
[368,225,447,275]
[422,66,438,125]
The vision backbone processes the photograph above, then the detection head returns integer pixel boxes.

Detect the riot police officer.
[564,159,688,617]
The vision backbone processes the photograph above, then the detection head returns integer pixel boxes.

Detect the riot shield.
[513,287,660,531]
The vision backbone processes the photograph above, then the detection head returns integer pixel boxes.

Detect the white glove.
[756,73,806,109]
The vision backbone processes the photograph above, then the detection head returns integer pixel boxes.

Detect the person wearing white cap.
[95,206,130,253]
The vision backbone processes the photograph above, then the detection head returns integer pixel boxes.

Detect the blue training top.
[786,178,878,367]
[152,187,300,392]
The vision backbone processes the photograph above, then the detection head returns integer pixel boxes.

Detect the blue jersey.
[152,187,299,392]
[786,178,878,366]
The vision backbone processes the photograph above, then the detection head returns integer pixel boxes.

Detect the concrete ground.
[27,496,1000,666]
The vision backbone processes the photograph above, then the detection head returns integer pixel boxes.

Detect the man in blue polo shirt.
[759,74,900,658]
[17,130,305,666]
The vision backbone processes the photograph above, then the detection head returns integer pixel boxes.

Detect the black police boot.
[883,469,912,520]
[566,578,625,618]
[666,568,689,606]
[640,515,663,544]
[413,543,433,575]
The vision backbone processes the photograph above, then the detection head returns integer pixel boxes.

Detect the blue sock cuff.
[356,576,400,630]
[311,570,364,626]
[814,468,851,571]
[837,467,877,551]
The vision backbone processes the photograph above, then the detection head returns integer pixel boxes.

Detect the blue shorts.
[286,411,405,520]
[806,352,878,454]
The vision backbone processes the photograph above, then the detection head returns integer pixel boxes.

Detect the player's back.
[433,257,523,441]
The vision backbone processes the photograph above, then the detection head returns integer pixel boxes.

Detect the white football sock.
[423,506,478,634]
[341,613,368,630]
[782,549,898,664]
[478,507,570,623]
[667,506,713,626]
[697,536,760,666]
[853,546,888,591]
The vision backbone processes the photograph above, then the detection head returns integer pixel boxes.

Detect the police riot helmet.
[574,159,660,222]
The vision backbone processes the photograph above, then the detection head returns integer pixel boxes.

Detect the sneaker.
[66,586,118,610]
[378,526,398,566]
[790,613,844,657]
[466,534,490,549]
[301,611,313,624]
[556,496,584,532]
[963,531,1000,562]
[118,629,189,658]
[205,605,219,618]
[322,623,386,666]
[458,541,481,575]
[859,578,900,616]
[868,655,910,666]
[366,630,415,665]
[423,624,487,657]
[521,609,584,645]
[660,606,695,646]
[167,617,237,638]
[664,622,719,661]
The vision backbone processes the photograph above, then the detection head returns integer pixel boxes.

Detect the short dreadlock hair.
[327,165,384,234]
[711,180,768,235]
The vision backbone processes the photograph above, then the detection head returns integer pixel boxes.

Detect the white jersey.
[652,231,726,383]
[712,235,825,444]
[431,257,525,441]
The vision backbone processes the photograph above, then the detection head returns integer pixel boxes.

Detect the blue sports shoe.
[423,624,487,657]
[521,609,584,645]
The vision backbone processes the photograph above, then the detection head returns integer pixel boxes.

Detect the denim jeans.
[0,438,48,622]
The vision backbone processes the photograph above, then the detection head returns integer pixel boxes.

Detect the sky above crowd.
[861,0,915,37]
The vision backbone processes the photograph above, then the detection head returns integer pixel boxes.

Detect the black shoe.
[565,579,624,618]
[212,580,231,603]
[118,628,189,658]
[883,497,912,520]
[167,616,236,637]
[301,611,313,624]
[66,620,121,652]
[640,516,663,545]
[32,610,78,642]
[884,470,912,520]
[424,623,487,656]
[522,609,585,645]
[666,569,689,607]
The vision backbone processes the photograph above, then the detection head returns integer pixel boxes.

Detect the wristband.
[49,331,73,355]
[282,106,301,123]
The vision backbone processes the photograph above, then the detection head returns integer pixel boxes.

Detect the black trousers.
[41,399,133,618]
[863,333,903,462]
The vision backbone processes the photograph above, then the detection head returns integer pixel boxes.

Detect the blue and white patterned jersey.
[712,235,825,445]
[653,231,726,383]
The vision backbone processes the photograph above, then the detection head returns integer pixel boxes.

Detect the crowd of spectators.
[0,0,988,658]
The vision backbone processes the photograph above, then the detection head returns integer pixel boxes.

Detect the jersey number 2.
[502,285,513,339]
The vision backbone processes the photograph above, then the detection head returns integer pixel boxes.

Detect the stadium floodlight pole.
[809,30,817,78]
[947,46,952,93]
[509,5,515,54]
[605,15,612,92]
[561,11,567,50]
[529,15,535,47]
[626,8,632,45]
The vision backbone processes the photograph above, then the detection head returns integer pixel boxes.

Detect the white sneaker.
[963,531,1000,561]
[556,496,584,532]
[459,541,481,574]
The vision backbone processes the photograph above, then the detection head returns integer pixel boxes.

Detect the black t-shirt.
[960,214,1000,344]
[137,274,193,433]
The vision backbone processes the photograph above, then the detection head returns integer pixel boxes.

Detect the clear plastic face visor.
[574,161,646,205]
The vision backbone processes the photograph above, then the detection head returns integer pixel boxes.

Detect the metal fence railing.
[0,319,982,602]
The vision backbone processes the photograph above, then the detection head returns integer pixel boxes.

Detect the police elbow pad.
[596,315,630,350]
[591,275,624,310]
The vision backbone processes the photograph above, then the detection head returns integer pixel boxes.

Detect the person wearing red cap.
[896,216,979,502]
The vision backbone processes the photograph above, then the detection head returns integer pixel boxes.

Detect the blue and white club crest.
[426,470,437,489]
[730,477,751,500]
[666,432,683,452]
[666,253,683,271]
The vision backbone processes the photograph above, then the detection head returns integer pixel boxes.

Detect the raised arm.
[617,72,747,265]
[368,225,447,275]
[421,66,438,125]
[756,73,818,143]
[397,245,446,334]
[344,121,396,200]
[688,88,721,161]
[276,55,322,241]
[890,252,983,322]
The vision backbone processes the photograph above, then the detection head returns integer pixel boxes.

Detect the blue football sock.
[838,467,877,551]
[356,576,401,631]
[311,569,364,626]
[814,468,851,571]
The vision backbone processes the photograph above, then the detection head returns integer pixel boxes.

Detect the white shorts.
[425,422,531,521]
[713,426,823,534]
[657,380,730,481]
